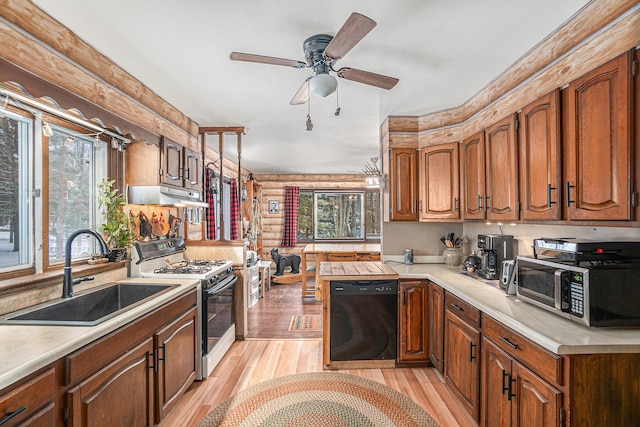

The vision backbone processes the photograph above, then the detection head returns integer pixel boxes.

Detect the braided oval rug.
[198,372,439,427]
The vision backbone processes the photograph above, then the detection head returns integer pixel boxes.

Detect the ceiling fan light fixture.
[309,73,337,97]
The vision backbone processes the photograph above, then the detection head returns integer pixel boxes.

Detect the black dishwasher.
[330,280,397,361]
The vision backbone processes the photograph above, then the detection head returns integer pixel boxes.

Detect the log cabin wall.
[252,174,369,257]
[384,0,640,148]
[0,0,199,149]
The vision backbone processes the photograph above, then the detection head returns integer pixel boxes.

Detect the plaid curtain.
[205,169,216,240]
[230,178,239,240]
[281,186,300,247]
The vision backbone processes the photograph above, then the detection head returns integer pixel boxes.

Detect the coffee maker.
[477,234,514,280]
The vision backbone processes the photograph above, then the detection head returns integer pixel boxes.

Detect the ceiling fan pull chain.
[306,84,313,131]
[335,85,341,116]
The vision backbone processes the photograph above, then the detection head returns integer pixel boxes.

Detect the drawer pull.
[450,303,463,311]
[0,406,26,425]
[499,336,519,350]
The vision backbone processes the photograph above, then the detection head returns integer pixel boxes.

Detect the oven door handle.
[206,274,238,294]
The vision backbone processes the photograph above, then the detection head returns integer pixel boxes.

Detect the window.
[0,102,110,278]
[297,190,380,242]
[0,110,32,273]
[46,123,107,265]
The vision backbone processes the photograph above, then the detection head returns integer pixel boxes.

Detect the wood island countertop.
[318,261,399,281]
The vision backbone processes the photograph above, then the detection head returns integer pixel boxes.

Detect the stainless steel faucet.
[62,229,110,298]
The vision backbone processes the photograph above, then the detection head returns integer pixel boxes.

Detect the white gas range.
[131,238,237,379]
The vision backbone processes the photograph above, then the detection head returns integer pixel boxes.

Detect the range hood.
[127,185,208,208]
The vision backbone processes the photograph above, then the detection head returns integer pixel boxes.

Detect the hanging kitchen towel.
[230,179,239,240]
[205,168,216,239]
[129,211,140,241]
[139,212,152,238]
[151,212,164,236]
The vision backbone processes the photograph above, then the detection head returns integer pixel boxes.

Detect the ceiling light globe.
[309,73,337,97]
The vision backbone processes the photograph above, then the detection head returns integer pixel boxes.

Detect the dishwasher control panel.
[330,280,398,295]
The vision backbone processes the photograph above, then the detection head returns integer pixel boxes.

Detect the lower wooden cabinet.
[65,290,198,426]
[66,338,155,427]
[427,282,444,373]
[0,368,56,427]
[155,308,198,420]
[482,337,561,427]
[398,279,429,364]
[444,309,481,421]
[0,289,198,427]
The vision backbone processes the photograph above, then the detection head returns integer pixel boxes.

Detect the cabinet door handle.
[507,374,516,401]
[565,181,575,207]
[547,184,557,207]
[453,197,458,212]
[185,167,190,180]
[0,406,26,425]
[150,350,157,372]
[450,303,463,312]
[499,335,519,350]
[501,369,510,395]
[470,342,476,362]
[158,345,166,363]
[403,289,407,306]
[484,194,490,212]
[477,195,482,211]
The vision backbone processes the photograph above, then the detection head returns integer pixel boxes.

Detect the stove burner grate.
[189,259,227,267]
[153,265,212,275]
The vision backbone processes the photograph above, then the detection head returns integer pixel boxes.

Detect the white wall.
[383,221,640,258]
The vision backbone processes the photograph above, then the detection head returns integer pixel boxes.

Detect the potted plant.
[97,179,133,261]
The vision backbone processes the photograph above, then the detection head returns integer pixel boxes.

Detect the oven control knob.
[209,275,219,284]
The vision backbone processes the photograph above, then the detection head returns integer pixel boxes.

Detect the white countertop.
[388,262,640,355]
[0,278,199,391]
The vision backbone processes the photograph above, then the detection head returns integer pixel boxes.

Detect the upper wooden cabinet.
[126,136,201,192]
[564,52,633,221]
[161,136,201,191]
[462,115,519,222]
[419,142,460,221]
[485,114,519,222]
[519,90,562,221]
[461,131,485,220]
[388,148,419,221]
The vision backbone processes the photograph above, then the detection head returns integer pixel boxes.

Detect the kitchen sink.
[0,282,177,326]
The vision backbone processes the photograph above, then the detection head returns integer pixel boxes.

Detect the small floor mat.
[288,314,322,331]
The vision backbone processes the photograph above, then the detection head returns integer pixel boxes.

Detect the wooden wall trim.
[0,60,159,144]
[0,2,197,147]
[416,0,640,132]
[386,1,640,147]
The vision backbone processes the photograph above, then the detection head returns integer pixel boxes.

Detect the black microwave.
[516,256,640,327]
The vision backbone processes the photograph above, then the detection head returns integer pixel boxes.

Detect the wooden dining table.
[300,243,381,299]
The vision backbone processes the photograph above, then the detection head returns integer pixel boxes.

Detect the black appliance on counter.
[330,280,397,361]
[517,238,640,327]
[477,234,514,280]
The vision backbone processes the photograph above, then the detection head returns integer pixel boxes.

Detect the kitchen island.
[319,261,398,369]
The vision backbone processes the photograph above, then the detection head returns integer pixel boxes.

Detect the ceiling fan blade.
[290,79,310,105]
[323,13,376,61]
[337,67,399,90]
[230,52,307,69]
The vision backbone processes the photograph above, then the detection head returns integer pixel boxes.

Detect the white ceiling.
[33,0,591,175]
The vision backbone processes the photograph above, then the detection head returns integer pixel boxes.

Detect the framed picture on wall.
[269,200,279,214]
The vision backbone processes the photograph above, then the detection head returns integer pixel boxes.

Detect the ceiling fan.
[230,12,399,105]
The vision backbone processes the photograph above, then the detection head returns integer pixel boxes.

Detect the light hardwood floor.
[159,282,476,427]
